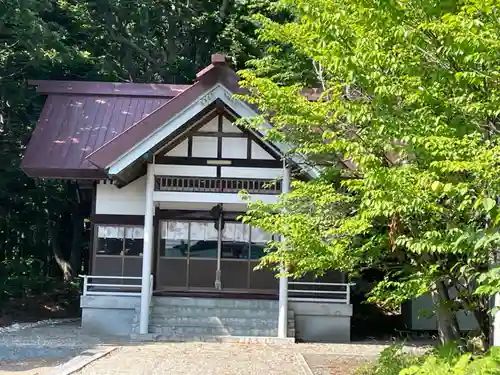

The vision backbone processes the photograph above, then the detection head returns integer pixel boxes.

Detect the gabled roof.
[22,81,188,179]
[21,55,244,180]
[22,54,318,182]
[86,57,244,171]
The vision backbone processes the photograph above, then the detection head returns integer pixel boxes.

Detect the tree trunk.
[47,221,73,281]
[69,211,84,276]
[473,307,490,349]
[432,280,463,346]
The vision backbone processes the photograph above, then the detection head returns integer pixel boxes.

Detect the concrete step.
[131,333,295,344]
[148,324,281,337]
[149,306,286,319]
[149,315,281,328]
[152,297,278,310]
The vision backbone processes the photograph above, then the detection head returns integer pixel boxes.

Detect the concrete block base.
[290,301,352,343]
[80,295,140,336]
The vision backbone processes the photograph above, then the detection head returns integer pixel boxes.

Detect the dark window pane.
[189,240,218,258]
[163,240,188,257]
[124,238,143,256]
[96,238,123,255]
[96,226,124,255]
[249,243,267,260]
[221,242,249,259]
[124,227,143,256]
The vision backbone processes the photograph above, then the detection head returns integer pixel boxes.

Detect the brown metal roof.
[21,88,184,179]
[87,55,245,170]
[21,54,287,180]
[29,80,190,97]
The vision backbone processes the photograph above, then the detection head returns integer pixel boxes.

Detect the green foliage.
[0,0,279,289]
[238,0,500,341]
[0,257,58,302]
[401,347,500,375]
[357,345,425,375]
[359,345,500,375]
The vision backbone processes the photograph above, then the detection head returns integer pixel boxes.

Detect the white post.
[139,163,154,334]
[278,164,290,338]
[494,294,500,346]
[83,276,88,297]
[215,212,222,290]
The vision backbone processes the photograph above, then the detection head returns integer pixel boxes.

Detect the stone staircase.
[138,297,295,341]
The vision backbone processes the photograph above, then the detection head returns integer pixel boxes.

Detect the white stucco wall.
[221,167,282,179]
[95,177,146,215]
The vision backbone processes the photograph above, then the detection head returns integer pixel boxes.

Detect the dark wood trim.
[220,111,282,161]
[192,131,246,138]
[153,290,278,300]
[152,206,160,289]
[217,114,223,158]
[90,214,145,225]
[217,115,222,178]
[89,182,97,275]
[187,136,193,157]
[155,156,282,168]
[246,137,252,160]
[157,209,245,221]
[156,104,219,156]
[245,131,281,161]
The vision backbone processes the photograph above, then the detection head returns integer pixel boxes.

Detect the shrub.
[401,347,500,375]
[357,345,425,375]
[358,345,500,375]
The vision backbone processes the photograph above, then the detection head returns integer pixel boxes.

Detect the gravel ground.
[74,342,396,375]
[0,321,431,375]
[0,320,123,375]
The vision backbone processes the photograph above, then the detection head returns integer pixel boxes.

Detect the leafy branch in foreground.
[239,0,500,346]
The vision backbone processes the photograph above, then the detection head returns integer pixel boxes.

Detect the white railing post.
[346,283,350,305]
[278,163,290,338]
[83,275,88,297]
[139,163,155,334]
[149,274,153,306]
[288,281,353,304]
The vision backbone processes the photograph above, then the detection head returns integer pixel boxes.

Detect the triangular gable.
[163,113,277,162]
[85,54,317,180]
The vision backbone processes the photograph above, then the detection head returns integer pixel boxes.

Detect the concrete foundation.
[80,295,352,342]
[290,301,352,343]
[80,295,140,336]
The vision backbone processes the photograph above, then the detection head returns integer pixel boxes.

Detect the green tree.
[238,0,500,346]
[0,0,279,290]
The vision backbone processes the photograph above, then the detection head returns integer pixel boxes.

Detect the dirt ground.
[0,292,79,328]
[0,357,73,375]
[303,353,372,375]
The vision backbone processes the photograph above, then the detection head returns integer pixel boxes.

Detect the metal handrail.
[79,275,153,299]
[288,281,353,304]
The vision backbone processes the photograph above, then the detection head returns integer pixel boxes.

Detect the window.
[160,221,189,257]
[124,227,144,256]
[159,220,274,260]
[96,225,144,256]
[250,227,277,260]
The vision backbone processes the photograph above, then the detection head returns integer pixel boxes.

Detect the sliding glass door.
[156,219,278,294]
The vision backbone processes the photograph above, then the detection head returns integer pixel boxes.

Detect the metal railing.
[288,281,352,304]
[80,275,153,298]
[155,176,281,195]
